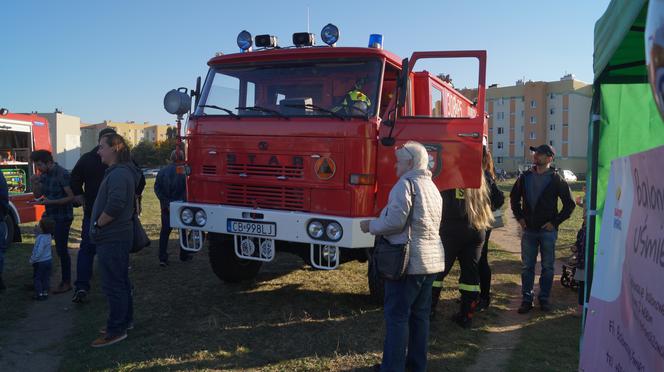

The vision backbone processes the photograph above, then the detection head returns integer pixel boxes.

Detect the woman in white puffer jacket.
[360,140,444,372]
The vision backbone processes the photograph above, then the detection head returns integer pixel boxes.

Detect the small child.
[30,216,55,301]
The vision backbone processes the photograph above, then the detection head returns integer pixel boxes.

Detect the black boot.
[453,291,478,329]
[0,275,6,293]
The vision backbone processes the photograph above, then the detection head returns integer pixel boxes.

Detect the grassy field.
[0,178,586,371]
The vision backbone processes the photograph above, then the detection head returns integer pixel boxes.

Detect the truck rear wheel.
[208,233,262,283]
[367,251,385,305]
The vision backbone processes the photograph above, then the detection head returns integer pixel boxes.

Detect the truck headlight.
[325,222,343,241]
[180,208,194,224]
[307,221,324,239]
[195,210,207,226]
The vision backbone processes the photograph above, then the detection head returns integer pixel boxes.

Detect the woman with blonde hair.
[430,160,494,328]
[360,140,444,372]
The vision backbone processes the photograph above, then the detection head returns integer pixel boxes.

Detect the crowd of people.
[361,142,576,372]
[0,137,578,366]
[0,129,186,348]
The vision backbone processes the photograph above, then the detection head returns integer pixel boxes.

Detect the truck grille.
[224,184,306,211]
[227,163,304,179]
[202,165,217,175]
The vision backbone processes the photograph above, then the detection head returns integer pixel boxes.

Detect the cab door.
[376,51,487,210]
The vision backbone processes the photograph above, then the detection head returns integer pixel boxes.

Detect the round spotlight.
[180,208,194,224]
[308,221,324,239]
[164,88,191,116]
[325,222,343,241]
[321,23,339,46]
[237,30,253,51]
[194,210,207,226]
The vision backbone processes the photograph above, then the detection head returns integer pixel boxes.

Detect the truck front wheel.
[208,233,262,283]
[3,215,16,247]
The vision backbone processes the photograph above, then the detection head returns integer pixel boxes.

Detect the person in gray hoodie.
[360,141,444,372]
[89,133,141,348]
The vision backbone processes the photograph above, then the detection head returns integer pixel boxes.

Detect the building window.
[497,142,504,149]
[497,127,504,134]
[563,122,569,127]
[530,116,536,124]
[520,110,524,118]
[529,131,536,140]
[550,124,556,131]
[530,100,537,108]
[520,126,524,133]
[496,156,503,164]
[550,108,555,115]
[549,93,555,99]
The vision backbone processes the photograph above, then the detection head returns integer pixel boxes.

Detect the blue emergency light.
[237,30,253,52]
[368,34,383,49]
[321,24,339,46]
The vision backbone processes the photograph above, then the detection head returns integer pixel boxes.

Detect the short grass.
[3,178,585,371]
[0,235,37,329]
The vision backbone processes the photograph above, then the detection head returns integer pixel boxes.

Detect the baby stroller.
[561,222,586,290]
[560,252,579,290]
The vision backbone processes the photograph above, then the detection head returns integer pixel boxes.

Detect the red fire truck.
[164,26,487,294]
[0,110,50,244]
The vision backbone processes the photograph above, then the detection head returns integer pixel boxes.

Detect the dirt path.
[0,247,78,372]
[465,208,525,372]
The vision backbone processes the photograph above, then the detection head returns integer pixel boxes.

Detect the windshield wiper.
[236,106,289,119]
[198,105,239,118]
[283,103,348,121]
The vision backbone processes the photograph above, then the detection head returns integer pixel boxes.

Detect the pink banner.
[580,145,664,371]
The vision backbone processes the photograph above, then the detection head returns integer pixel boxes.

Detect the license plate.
[227,219,277,237]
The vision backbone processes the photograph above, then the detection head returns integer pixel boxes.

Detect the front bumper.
[169,202,375,249]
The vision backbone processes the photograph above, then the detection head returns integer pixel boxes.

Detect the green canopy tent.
[587,0,664,309]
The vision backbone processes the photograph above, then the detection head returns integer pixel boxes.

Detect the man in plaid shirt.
[30,150,75,294]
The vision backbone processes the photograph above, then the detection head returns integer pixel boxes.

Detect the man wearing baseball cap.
[510,144,575,313]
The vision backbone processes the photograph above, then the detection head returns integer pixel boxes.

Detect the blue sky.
[1,0,611,125]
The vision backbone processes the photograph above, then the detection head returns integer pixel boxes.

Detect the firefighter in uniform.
[333,78,372,115]
[430,173,495,328]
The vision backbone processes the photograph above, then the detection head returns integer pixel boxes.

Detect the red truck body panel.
[1,112,50,226]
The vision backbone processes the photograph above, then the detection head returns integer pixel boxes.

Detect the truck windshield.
[195,58,382,119]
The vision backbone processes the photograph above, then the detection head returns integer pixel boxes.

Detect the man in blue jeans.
[510,144,575,313]
[70,127,116,303]
[154,150,187,266]
[30,150,75,294]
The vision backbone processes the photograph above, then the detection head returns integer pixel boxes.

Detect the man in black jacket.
[70,128,116,303]
[510,144,575,313]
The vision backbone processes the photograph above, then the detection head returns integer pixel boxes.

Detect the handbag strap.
[404,178,416,240]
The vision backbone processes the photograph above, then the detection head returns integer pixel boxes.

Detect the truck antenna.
[307,7,310,33]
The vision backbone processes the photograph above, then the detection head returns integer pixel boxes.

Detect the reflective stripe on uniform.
[458,283,480,292]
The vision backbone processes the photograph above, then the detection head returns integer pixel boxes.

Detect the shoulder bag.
[371,179,416,280]
[131,187,150,253]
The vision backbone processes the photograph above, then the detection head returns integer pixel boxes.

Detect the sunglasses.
[396,144,414,159]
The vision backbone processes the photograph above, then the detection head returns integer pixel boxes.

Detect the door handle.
[458,132,480,138]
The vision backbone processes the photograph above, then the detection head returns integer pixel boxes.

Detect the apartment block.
[81,120,172,153]
[486,75,592,175]
[36,111,81,170]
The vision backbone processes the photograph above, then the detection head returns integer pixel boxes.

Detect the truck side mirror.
[192,76,202,108]
[397,57,409,109]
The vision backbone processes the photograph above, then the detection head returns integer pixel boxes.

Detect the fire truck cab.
[0,111,50,244]
[166,27,487,290]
